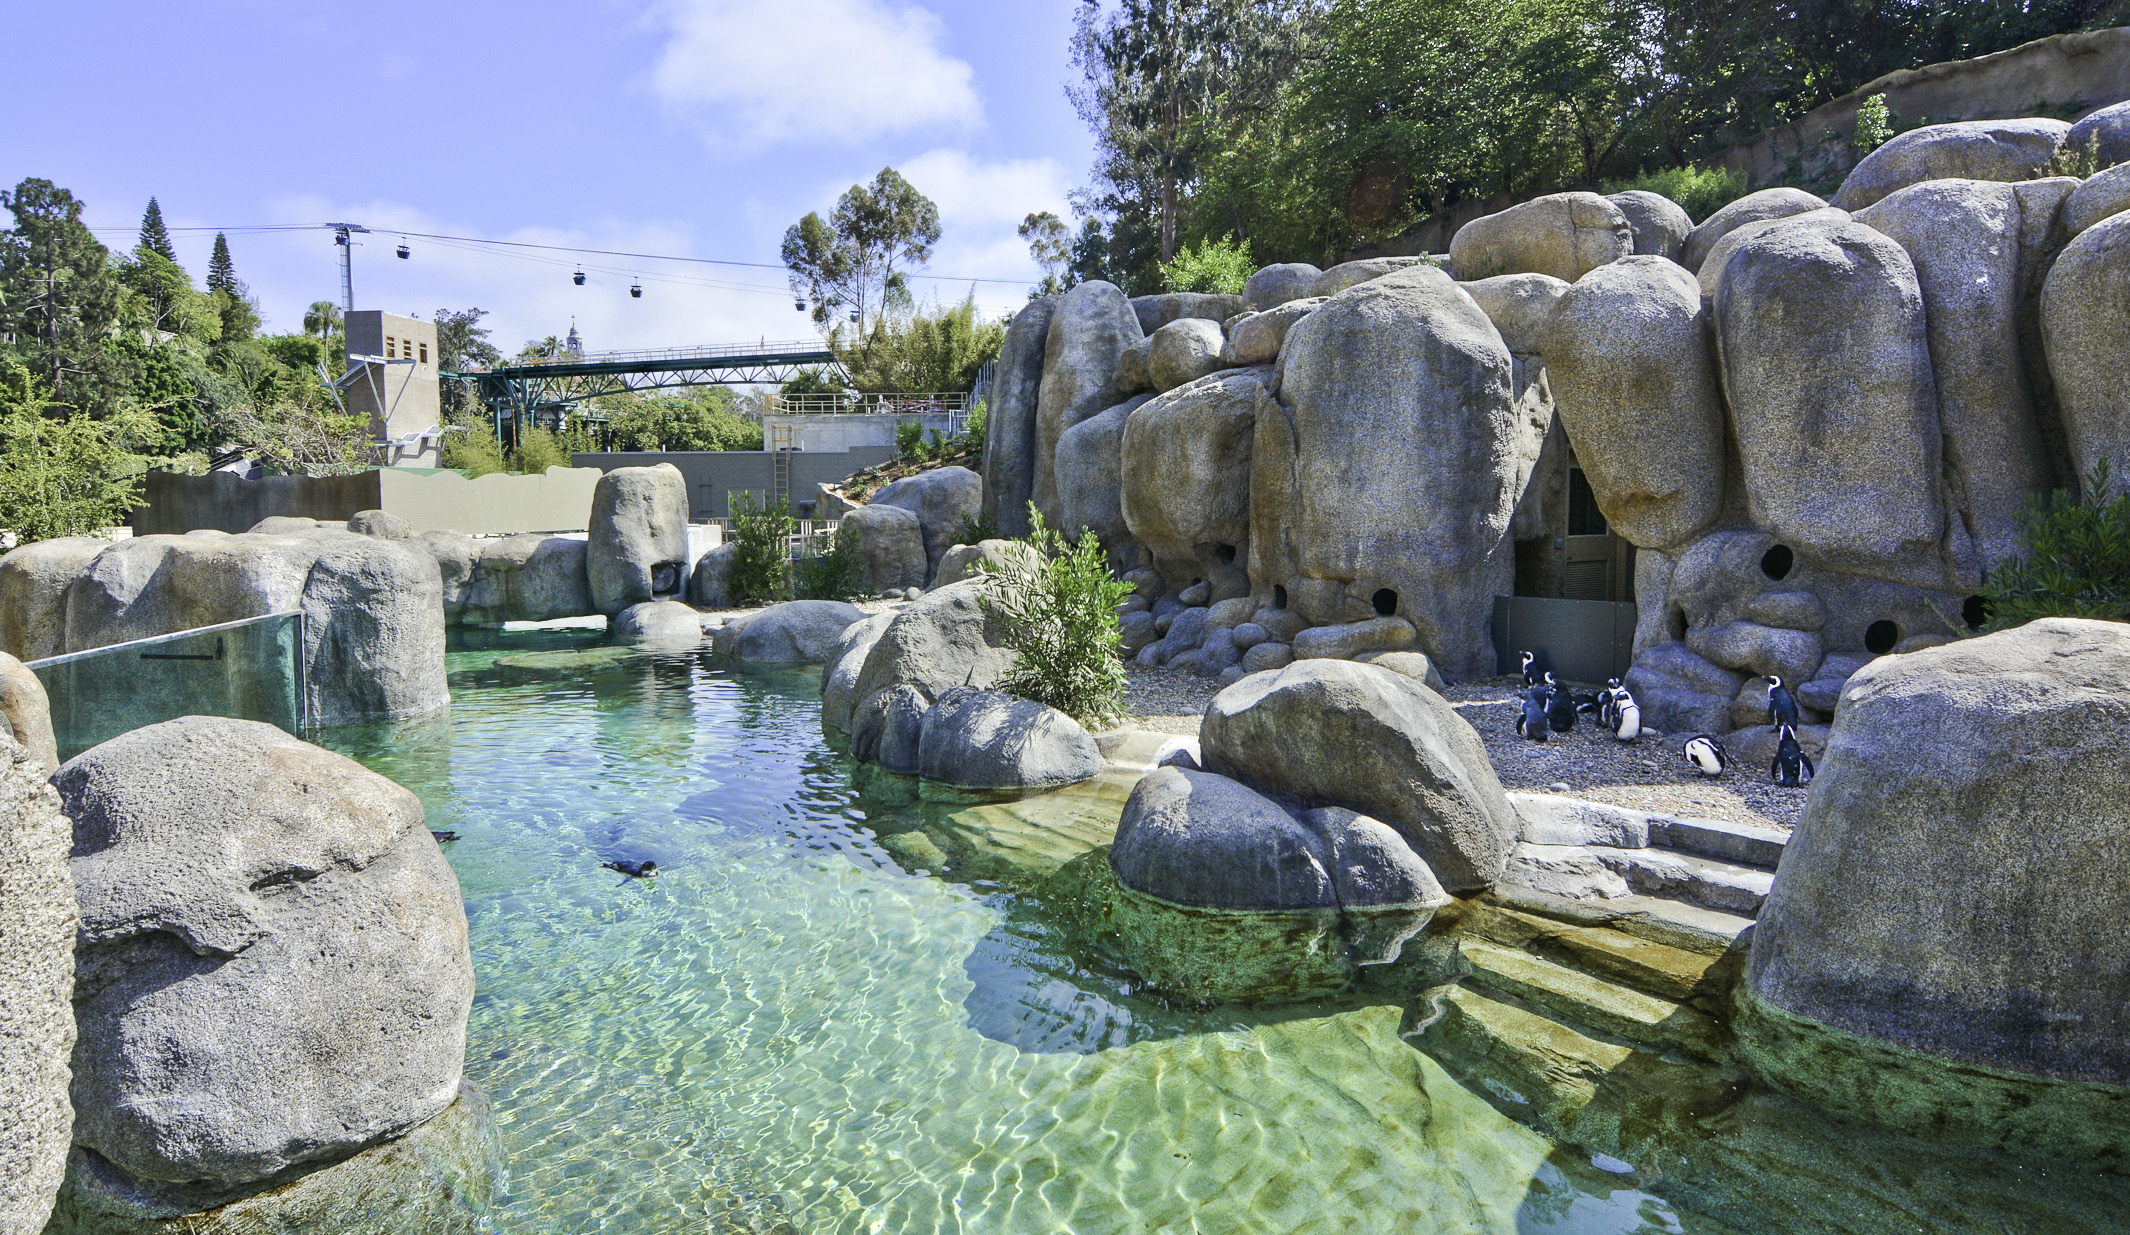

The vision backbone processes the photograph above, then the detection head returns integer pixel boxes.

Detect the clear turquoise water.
[318,631,1712,1234]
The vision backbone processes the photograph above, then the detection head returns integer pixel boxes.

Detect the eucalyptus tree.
[781,168,942,330]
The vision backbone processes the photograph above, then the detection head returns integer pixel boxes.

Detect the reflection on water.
[320,630,1700,1233]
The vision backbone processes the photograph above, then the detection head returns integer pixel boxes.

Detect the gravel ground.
[1126,666,1803,831]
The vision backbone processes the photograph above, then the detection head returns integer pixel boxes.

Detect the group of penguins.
[1514,652,1817,788]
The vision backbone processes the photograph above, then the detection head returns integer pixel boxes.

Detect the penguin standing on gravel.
[1765,675,1800,728]
[1683,734,1728,776]
[1771,724,1816,787]
[1520,650,1550,689]
[1595,678,1624,728]
[1611,687,1642,742]
[1516,688,1551,742]
[1543,672,1578,733]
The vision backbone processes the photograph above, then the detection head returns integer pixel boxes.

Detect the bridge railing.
[458,340,831,373]
[769,392,972,417]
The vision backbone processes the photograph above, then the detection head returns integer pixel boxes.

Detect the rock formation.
[0,732,74,1235]
[586,463,691,613]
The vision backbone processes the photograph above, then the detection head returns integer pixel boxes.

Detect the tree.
[137,198,176,263]
[781,168,942,329]
[206,233,236,295]
[607,388,763,452]
[1020,211,1076,297]
[832,292,1006,394]
[0,360,152,543]
[203,232,259,341]
[0,178,132,407]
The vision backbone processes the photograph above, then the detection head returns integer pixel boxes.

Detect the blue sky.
[3,0,1093,353]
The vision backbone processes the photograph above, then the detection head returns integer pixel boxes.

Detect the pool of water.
[320,631,1701,1234]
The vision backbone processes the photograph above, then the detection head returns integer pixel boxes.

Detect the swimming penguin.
[1683,734,1728,777]
[1520,650,1551,689]
[1765,675,1800,728]
[1771,724,1816,787]
[1515,689,1550,742]
[1543,673,1577,733]
[1611,688,1642,742]
[429,830,460,844]
[602,859,659,879]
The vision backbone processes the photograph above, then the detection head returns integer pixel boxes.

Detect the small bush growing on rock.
[1159,234,1253,295]
[1602,164,1748,221]
[975,504,1133,728]
[727,493,797,604]
[1852,94,1894,153]
[793,521,868,602]
[1981,461,2130,630]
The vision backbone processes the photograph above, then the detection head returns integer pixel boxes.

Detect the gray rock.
[982,297,1056,538]
[1251,607,1310,643]
[1119,610,1159,656]
[934,538,1038,588]
[1305,804,1450,916]
[1293,617,1418,660]
[410,531,479,624]
[2064,161,2130,237]
[1725,720,1831,771]
[462,533,592,626]
[915,686,1102,790]
[1682,187,1829,271]
[1110,767,1336,910]
[1242,642,1293,674]
[1608,189,1694,260]
[727,600,866,663]
[1132,292,1244,334]
[1448,191,1632,283]
[1244,262,1323,310]
[1310,257,1426,298]
[1542,256,1726,550]
[1221,298,1323,365]
[0,733,73,1234]
[1626,640,1744,734]
[841,503,928,593]
[245,516,341,534]
[1857,179,2061,568]
[1796,652,1871,714]
[820,611,896,733]
[0,652,57,771]
[0,536,108,662]
[1113,337,1152,394]
[1694,207,1851,299]
[2041,211,2130,497]
[586,464,691,613]
[1191,627,1243,676]
[2068,99,2130,168]
[1148,605,1212,667]
[846,581,1016,734]
[57,717,471,1195]
[1120,371,1265,592]
[1354,650,1447,692]
[1832,118,2072,211]
[1178,581,1212,607]
[850,682,929,773]
[1034,282,1143,527]
[1749,618,2130,1085]
[1199,659,1518,892]
[688,542,737,608]
[872,465,984,585]
[1054,395,1152,552]
[1460,273,1569,353]
[1630,548,1678,657]
[1746,590,1827,631]
[611,600,703,645]
[1255,265,1518,677]
[346,509,417,539]
[1714,218,1953,585]
[1146,318,1228,392]
[1231,621,1268,649]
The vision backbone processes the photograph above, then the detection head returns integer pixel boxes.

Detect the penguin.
[602,859,659,879]
[1683,734,1728,777]
[1597,678,1624,729]
[1573,691,1604,716]
[1771,724,1816,787]
[1543,672,1577,733]
[1519,650,1549,689]
[1765,675,1800,728]
[1612,688,1641,742]
[1515,688,1550,742]
[429,830,460,844]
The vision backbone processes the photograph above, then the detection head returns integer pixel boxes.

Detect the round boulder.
[1832,118,2071,211]
[1449,192,1633,283]
[1132,293,1244,335]
[1682,187,1829,272]
[915,686,1102,790]
[1111,766,1334,910]
[1146,318,1227,392]
[1054,395,1152,551]
[1034,282,1143,528]
[724,599,866,663]
[981,297,1057,538]
[0,652,57,771]
[0,537,114,662]
[841,503,928,593]
[872,465,984,585]
[587,463,691,613]
[688,542,738,609]
[1459,273,1569,354]
[1607,189,1694,260]
[1310,257,1426,298]
[1243,262,1322,310]
[2041,210,2130,497]
[2063,161,2130,238]
[347,509,417,540]
[934,538,1039,588]
[1120,371,1265,594]
[2067,99,2130,169]
[462,534,591,626]
[612,599,704,646]
[1221,298,1322,365]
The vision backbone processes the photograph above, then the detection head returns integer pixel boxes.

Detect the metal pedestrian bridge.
[448,339,844,429]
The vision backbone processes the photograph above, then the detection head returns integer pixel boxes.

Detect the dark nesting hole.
[1865,619,1900,655]
[1371,588,1399,617]
[1273,584,1289,610]
[650,563,680,596]
[1962,595,1990,631]
[1668,605,1687,642]
[1760,544,1795,581]
[1216,544,1238,565]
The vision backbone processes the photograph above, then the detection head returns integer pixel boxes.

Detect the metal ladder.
[769,423,795,507]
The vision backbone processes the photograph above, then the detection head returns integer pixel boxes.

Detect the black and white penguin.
[1543,673,1577,733]
[1597,678,1624,728]
[1520,650,1549,689]
[603,859,659,879]
[1765,675,1800,728]
[1612,688,1641,742]
[429,830,459,844]
[1516,688,1550,742]
[1771,724,1816,787]
[1683,734,1727,777]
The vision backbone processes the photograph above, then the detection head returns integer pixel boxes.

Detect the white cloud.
[646,0,981,146]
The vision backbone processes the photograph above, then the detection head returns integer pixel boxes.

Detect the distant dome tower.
[565,320,584,360]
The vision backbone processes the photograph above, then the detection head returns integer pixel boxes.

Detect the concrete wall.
[133,470,383,535]
[763,412,956,453]
[572,448,894,519]
[132,467,605,535]
[345,310,443,468]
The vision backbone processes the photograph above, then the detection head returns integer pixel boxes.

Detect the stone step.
[1459,939,1723,1060]
[1461,900,1737,1005]
[1649,816,1787,869]
[1599,849,1773,917]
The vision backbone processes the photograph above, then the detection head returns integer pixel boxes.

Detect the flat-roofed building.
[345,311,443,467]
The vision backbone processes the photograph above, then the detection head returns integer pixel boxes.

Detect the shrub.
[509,426,579,474]
[1853,94,1895,154]
[0,362,149,543]
[2044,133,2102,180]
[953,510,1000,547]
[793,520,869,602]
[1980,461,2130,631]
[727,493,797,604]
[974,504,1134,729]
[832,292,1005,394]
[895,418,926,459]
[442,418,508,476]
[1158,234,1253,295]
[1601,164,1749,223]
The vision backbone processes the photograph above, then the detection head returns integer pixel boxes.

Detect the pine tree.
[137,198,176,262]
[206,232,235,295]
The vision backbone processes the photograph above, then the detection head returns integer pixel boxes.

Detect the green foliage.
[221,390,372,477]
[508,426,578,474]
[782,168,943,328]
[442,420,508,477]
[793,521,868,602]
[2045,133,2103,179]
[1021,211,1076,297]
[0,178,132,410]
[137,198,176,263]
[832,291,1005,394]
[727,493,798,604]
[1600,163,1750,223]
[953,509,1000,547]
[895,418,926,459]
[974,504,1134,728]
[1158,233,1254,294]
[607,389,762,451]
[0,362,151,543]
[779,367,848,396]
[1981,461,2130,631]
[1852,94,1895,153]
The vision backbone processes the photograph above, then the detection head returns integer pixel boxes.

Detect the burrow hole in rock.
[1372,588,1399,617]
[1273,584,1289,610]
[651,563,680,596]
[1668,605,1688,642]
[1963,595,1990,631]
[1865,619,1901,655]
[1217,544,1238,565]
[1761,544,1795,581]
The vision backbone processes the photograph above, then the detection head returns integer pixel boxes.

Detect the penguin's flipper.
[1770,757,1782,784]
[1800,753,1816,784]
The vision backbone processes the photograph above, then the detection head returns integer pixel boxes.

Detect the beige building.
[344,311,443,468]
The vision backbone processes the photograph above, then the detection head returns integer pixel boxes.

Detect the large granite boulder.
[0,536,108,662]
[1033,282,1143,527]
[1054,395,1152,551]
[1199,659,1516,892]
[405,530,479,624]
[346,509,416,540]
[0,652,57,771]
[1255,265,1519,676]
[819,610,894,733]
[720,599,865,664]
[1243,262,1321,310]
[1121,371,1266,594]
[1146,317,1227,392]
[2068,99,2130,168]
[833,581,1016,741]
[1744,619,2130,1156]
[0,733,73,1234]
[587,464,690,613]
[1682,187,1828,271]
[1624,640,1743,736]
[2064,161,2130,237]
[914,686,1102,790]
[934,538,1039,588]
[1608,190,1694,260]
[2041,210,2130,497]
[840,503,928,593]
[461,533,591,626]
[1112,766,1336,911]
[57,717,471,1204]
[1310,257,1425,298]
[1131,292,1243,334]
[1459,273,1568,354]
[1221,298,1322,365]
[612,600,703,646]
[1448,191,1631,283]
[1542,256,1725,550]
[1856,178,2064,568]
[872,465,983,585]
[982,296,1056,538]
[1832,118,2072,211]
[689,542,737,609]
[1713,217,1954,586]
[1693,206,1851,299]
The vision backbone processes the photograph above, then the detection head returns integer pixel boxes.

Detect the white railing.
[768,392,972,417]
[461,340,830,373]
